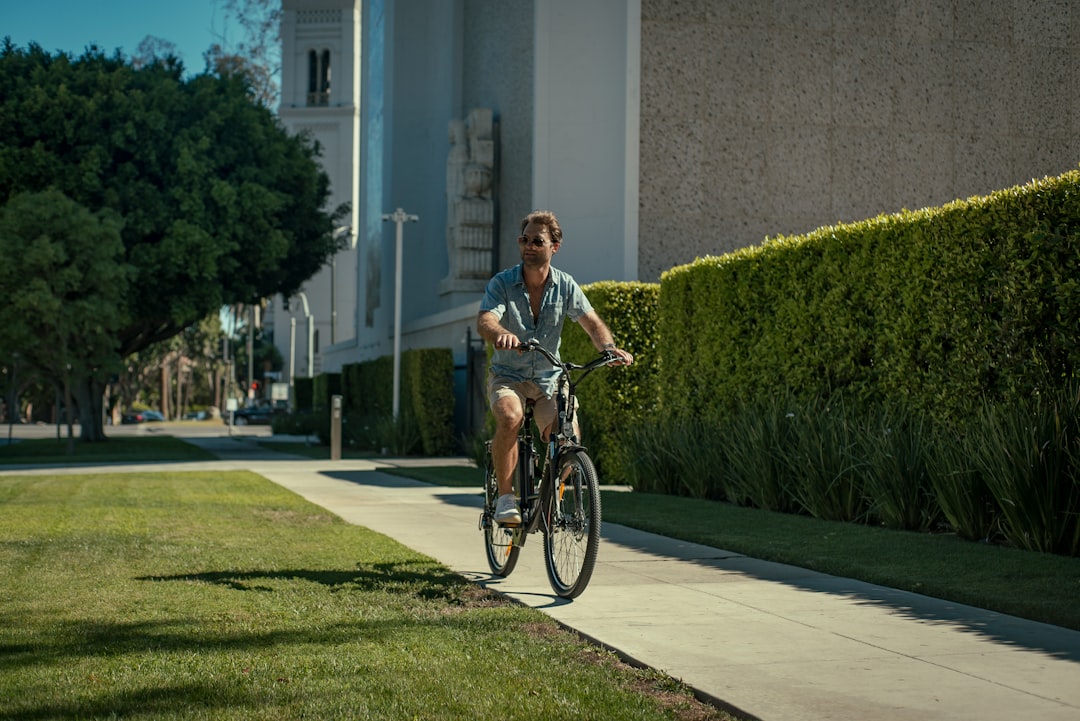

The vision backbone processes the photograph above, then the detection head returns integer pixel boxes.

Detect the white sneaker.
[494,493,521,526]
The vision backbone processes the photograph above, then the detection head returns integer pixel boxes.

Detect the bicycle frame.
[480,339,621,597]
[507,340,618,546]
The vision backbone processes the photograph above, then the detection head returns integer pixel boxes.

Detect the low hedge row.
[339,348,455,456]
[287,348,455,457]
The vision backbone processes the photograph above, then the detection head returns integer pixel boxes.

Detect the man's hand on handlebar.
[603,347,634,367]
[493,333,521,350]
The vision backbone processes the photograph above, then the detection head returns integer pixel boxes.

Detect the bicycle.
[478,339,622,599]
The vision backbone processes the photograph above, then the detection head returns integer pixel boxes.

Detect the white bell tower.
[275,0,361,371]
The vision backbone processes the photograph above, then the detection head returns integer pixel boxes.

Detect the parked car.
[122,409,165,424]
[227,406,278,426]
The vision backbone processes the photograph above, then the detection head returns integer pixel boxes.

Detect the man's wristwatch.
[602,343,617,350]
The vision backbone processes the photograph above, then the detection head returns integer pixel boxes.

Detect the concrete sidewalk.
[7,434,1079,721]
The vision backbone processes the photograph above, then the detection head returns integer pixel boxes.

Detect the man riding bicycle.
[477,210,633,526]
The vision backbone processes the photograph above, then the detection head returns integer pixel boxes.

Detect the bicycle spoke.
[543,450,601,598]
[482,444,520,576]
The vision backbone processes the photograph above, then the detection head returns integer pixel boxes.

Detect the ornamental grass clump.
[858,407,940,532]
[663,418,727,500]
[719,396,799,512]
[966,387,1080,555]
[779,397,869,523]
[620,422,686,496]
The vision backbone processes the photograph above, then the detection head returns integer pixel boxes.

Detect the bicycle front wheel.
[543,449,601,599]
[483,449,520,576]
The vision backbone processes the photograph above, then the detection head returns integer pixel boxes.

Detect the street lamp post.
[330,226,352,345]
[287,292,314,408]
[289,316,296,390]
[381,208,418,419]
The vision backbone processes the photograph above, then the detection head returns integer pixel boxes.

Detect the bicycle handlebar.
[516,338,621,372]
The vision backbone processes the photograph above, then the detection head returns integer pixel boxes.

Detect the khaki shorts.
[487,375,565,435]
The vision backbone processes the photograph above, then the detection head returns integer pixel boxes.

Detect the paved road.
[3,430,1079,721]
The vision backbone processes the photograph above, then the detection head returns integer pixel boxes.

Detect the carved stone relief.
[440,108,495,298]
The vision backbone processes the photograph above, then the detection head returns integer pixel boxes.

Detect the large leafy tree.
[0,190,128,451]
[0,40,343,440]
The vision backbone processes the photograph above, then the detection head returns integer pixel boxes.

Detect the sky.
[2,0,231,75]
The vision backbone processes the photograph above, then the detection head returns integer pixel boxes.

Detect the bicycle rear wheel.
[543,449,601,599]
[483,446,520,576]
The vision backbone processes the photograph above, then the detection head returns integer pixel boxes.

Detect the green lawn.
[0,435,217,464]
[0,470,728,721]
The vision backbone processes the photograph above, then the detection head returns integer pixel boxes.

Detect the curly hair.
[520,210,563,244]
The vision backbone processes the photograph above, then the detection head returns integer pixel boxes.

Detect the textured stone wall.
[638,0,1080,281]
[462,0,534,274]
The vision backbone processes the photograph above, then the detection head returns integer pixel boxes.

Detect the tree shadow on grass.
[0,562,514,720]
[0,681,266,721]
[138,560,471,600]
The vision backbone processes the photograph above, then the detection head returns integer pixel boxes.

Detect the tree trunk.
[5,366,21,446]
[160,357,171,420]
[76,376,108,442]
[177,356,188,421]
[63,375,75,455]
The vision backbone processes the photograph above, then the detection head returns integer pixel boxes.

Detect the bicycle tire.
[483,447,520,576]
[542,449,601,599]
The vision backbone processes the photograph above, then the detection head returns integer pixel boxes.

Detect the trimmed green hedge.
[312,372,341,414]
[341,356,392,418]
[660,171,1080,424]
[334,348,456,456]
[403,348,456,456]
[293,377,314,413]
[560,281,660,482]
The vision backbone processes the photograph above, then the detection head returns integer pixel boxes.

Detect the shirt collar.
[512,263,554,289]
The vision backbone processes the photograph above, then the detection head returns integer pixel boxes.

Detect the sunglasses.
[517,235,552,248]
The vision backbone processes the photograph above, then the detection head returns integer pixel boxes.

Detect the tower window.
[307,49,331,106]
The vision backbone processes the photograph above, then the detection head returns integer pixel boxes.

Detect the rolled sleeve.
[480,276,507,319]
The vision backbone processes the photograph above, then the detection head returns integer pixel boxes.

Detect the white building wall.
[532,0,640,284]
[276,0,362,377]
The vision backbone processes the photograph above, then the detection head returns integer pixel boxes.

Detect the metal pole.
[330,395,342,460]
[294,292,314,379]
[289,316,296,408]
[331,226,350,347]
[247,304,255,405]
[392,218,403,418]
[308,315,315,378]
[382,208,418,419]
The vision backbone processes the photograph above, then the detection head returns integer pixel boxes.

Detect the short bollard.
[330,395,342,461]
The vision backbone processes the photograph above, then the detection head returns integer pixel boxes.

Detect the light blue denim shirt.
[480,263,593,395]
